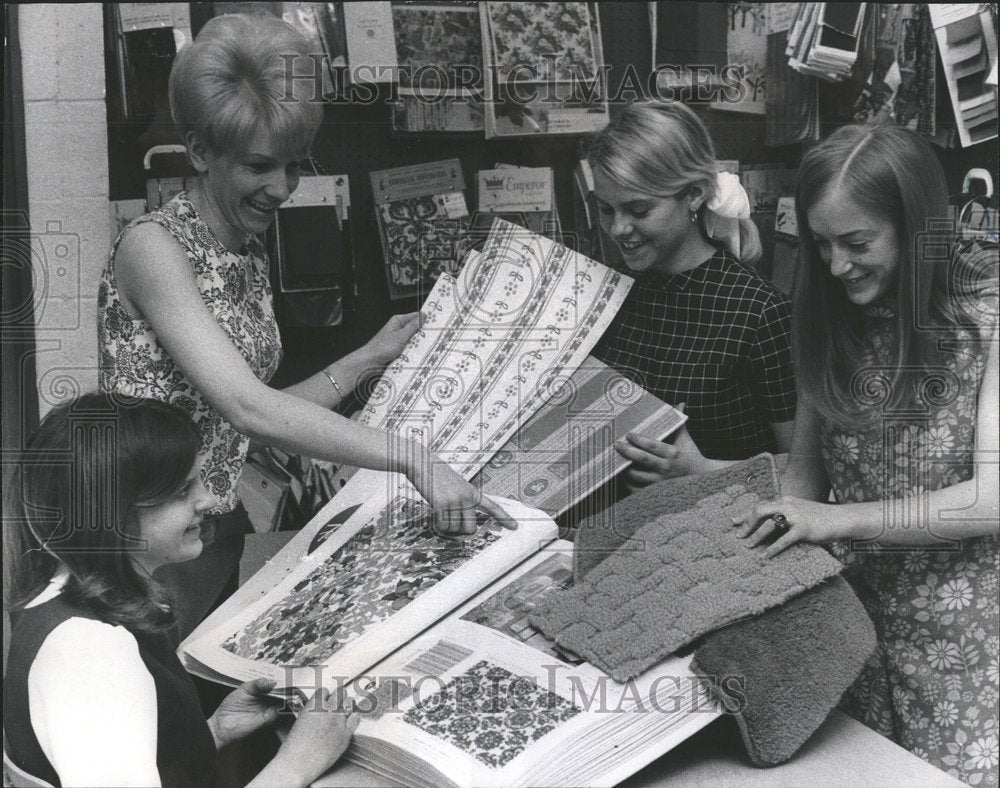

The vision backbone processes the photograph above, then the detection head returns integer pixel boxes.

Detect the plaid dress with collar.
[593,248,796,460]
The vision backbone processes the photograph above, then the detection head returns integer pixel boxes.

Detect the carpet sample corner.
[691,575,876,766]
[529,455,843,682]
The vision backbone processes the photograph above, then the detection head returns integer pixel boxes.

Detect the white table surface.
[311,711,963,788]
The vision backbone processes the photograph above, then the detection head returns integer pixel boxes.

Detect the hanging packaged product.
[370,159,470,300]
[471,165,558,240]
[268,174,353,327]
[389,1,485,133]
[282,2,348,100]
[786,2,867,82]
[115,3,191,121]
[764,3,820,145]
[650,1,728,102]
[929,4,998,147]
[481,2,609,138]
[711,3,769,115]
[343,0,397,84]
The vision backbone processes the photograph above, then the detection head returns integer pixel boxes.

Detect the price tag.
[775,197,798,237]
[437,191,469,219]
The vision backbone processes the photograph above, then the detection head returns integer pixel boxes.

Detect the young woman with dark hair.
[4,393,357,787]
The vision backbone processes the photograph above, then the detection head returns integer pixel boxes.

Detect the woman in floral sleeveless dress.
[98,14,510,637]
[734,125,998,786]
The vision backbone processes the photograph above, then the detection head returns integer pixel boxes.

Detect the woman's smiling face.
[806,184,902,306]
[133,462,216,573]
[593,166,695,275]
[192,127,309,246]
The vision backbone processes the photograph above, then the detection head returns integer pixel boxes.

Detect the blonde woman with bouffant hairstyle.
[169,13,322,161]
[99,13,515,640]
[588,101,795,485]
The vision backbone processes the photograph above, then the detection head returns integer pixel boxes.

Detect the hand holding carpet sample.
[529,455,844,682]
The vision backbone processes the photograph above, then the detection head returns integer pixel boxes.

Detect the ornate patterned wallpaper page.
[482,2,609,137]
[183,471,557,689]
[359,218,633,479]
[378,195,469,299]
[486,2,598,81]
[392,3,483,93]
[402,659,581,768]
[220,495,501,665]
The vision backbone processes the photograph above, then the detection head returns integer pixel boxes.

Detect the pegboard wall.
[104,2,997,387]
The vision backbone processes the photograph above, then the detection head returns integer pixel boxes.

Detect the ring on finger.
[771,513,790,534]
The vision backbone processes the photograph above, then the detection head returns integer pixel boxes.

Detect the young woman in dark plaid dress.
[588,102,796,485]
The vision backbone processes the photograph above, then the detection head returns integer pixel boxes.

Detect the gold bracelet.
[322,367,345,399]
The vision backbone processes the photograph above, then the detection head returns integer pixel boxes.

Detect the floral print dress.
[823,297,998,785]
[98,193,283,513]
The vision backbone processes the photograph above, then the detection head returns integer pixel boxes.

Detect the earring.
[689,210,698,223]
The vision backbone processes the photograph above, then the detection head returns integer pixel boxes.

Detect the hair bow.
[703,171,751,258]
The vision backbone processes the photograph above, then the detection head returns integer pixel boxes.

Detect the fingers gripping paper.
[358,218,633,479]
[529,456,844,682]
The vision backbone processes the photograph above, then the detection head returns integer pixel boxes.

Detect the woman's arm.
[114,225,512,532]
[616,415,797,488]
[247,688,359,788]
[281,314,420,410]
[115,227,409,466]
[28,619,162,787]
[737,332,999,554]
[778,400,830,501]
[615,404,728,485]
[115,225,402,465]
[770,419,794,454]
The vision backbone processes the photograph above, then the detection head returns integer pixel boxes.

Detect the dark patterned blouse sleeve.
[748,291,797,423]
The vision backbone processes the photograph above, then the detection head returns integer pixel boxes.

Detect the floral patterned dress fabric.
[98,193,282,513]
[823,296,998,785]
